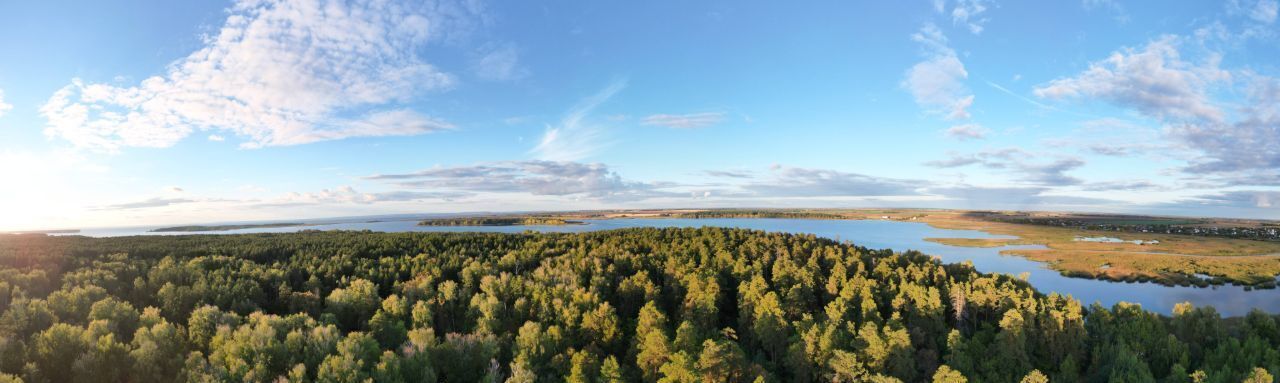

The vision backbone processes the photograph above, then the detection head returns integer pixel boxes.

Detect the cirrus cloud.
[641,112,726,129]
[531,80,626,161]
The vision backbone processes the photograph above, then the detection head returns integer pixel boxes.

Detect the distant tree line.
[416,217,579,227]
[150,223,307,232]
[0,228,1277,382]
[993,217,1280,242]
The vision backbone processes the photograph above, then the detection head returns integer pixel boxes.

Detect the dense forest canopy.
[0,228,1277,383]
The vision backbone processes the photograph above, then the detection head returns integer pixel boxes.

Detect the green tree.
[325,279,381,331]
[657,352,699,383]
[131,320,189,383]
[931,365,967,383]
[995,310,1031,381]
[372,351,405,383]
[1107,344,1155,383]
[186,305,240,350]
[87,297,140,342]
[31,324,88,383]
[45,286,106,325]
[369,310,408,350]
[697,338,749,382]
[1242,367,1273,383]
[1019,370,1049,383]
[433,333,499,383]
[316,332,380,383]
[567,351,600,383]
[638,329,673,383]
[72,333,131,383]
[600,356,625,383]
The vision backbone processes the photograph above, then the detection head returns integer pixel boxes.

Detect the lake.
[68,218,1280,316]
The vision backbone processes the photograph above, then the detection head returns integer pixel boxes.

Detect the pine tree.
[930,365,967,383]
[1019,370,1048,383]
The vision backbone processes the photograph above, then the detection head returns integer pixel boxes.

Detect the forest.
[0,228,1277,383]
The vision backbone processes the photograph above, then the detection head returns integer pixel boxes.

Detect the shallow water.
[68,218,1280,316]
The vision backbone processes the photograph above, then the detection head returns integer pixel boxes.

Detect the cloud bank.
[367,160,678,201]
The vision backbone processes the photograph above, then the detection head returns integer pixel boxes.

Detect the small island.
[150,222,308,232]
[417,217,581,226]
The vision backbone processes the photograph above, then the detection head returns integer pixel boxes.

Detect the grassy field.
[909,210,1280,287]
[1003,249,1280,287]
[924,237,1022,248]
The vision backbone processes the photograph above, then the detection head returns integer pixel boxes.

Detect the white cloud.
[1082,0,1129,23]
[1230,0,1279,23]
[474,43,527,81]
[1178,73,1280,174]
[96,197,199,211]
[925,148,1086,186]
[1081,180,1165,192]
[97,185,463,211]
[641,112,726,129]
[1034,36,1229,122]
[703,170,754,179]
[950,0,992,34]
[365,160,679,201]
[41,0,482,151]
[0,89,12,118]
[207,134,225,142]
[944,123,989,140]
[743,166,927,197]
[268,186,461,206]
[927,185,1114,209]
[530,79,626,161]
[1172,190,1280,210]
[1035,37,1280,178]
[903,24,974,120]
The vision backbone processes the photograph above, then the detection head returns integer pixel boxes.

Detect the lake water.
[68,218,1280,316]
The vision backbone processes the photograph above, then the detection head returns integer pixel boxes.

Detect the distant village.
[996,217,1280,242]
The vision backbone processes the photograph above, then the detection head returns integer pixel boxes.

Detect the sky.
[1,0,1280,231]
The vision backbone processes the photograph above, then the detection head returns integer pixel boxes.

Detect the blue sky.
[1,0,1279,230]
